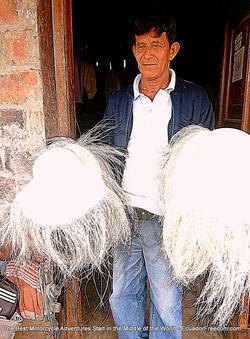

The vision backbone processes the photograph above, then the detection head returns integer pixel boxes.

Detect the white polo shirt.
[122,69,176,216]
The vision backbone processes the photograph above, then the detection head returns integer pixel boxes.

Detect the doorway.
[71,0,232,134]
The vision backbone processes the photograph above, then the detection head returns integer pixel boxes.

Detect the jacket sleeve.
[101,95,116,145]
[187,83,215,130]
[199,89,215,130]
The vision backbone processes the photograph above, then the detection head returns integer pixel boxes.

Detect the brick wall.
[0,0,45,214]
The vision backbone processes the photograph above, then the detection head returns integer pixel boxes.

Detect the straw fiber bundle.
[1,126,132,277]
[160,125,250,326]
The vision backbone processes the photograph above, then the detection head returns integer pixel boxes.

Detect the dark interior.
[72,0,234,135]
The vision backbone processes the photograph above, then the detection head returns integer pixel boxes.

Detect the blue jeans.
[109,216,182,339]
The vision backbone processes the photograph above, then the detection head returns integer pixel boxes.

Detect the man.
[104,12,215,339]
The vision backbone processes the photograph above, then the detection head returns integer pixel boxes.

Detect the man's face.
[132,29,179,80]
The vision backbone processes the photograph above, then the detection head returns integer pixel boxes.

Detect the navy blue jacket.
[103,77,215,149]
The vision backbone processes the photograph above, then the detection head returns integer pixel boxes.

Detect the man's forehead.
[135,29,167,41]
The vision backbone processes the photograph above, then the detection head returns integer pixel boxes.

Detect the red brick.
[0,71,37,104]
[0,109,24,128]
[4,31,29,64]
[0,0,18,24]
[0,177,16,202]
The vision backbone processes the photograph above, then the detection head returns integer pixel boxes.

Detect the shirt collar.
[167,69,176,92]
[133,74,142,100]
[133,69,176,100]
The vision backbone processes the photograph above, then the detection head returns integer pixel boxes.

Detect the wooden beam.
[37,0,58,139]
[52,0,76,138]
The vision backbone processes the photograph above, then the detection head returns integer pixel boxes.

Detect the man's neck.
[139,71,171,100]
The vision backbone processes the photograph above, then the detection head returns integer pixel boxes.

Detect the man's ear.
[169,42,180,60]
[132,45,136,57]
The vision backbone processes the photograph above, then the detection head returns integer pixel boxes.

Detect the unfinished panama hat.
[160,125,250,326]
[1,129,132,276]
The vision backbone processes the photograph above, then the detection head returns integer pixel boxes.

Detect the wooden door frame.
[37,0,76,139]
[218,15,250,132]
[37,1,82,336]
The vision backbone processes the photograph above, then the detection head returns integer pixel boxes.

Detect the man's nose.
[143,46,153,58]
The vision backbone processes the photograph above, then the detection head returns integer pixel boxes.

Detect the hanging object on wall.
[218,16,250,130]
[1,123,132,276]
[160,125,250,326]
[74,56,97,101]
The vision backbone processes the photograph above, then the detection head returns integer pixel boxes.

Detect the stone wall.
[0,0,45,213]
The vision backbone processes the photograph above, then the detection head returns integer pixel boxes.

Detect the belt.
[135,207,155,221]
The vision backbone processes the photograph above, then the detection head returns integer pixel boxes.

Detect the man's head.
[131,12,180,82]
[132,12,178,46]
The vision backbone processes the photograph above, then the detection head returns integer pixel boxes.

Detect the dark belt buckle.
[135,208,154,221]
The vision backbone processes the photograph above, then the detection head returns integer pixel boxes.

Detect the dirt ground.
[12,273,244,339]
